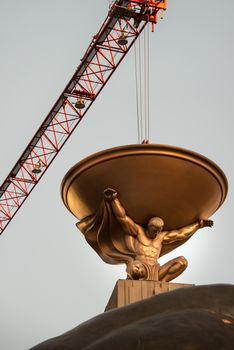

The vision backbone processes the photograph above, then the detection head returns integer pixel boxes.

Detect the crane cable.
[134,22,150,144]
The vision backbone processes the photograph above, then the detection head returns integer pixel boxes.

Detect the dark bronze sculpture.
[31,284,234,350]
[78,187,213,281]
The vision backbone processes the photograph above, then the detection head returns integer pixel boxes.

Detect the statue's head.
[147,217,164,238]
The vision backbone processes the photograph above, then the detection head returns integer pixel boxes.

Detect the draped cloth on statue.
[77,199,134,265]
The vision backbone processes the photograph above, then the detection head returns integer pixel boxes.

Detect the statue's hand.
[104,188,118,201]
[200,219,214,228]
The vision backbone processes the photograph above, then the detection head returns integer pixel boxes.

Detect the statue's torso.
[125,227,166,266]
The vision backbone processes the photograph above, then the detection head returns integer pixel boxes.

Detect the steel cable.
[134,23,150,143]
[134,42,141,143]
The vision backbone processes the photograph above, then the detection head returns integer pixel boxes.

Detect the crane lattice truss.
[0,0,167,235]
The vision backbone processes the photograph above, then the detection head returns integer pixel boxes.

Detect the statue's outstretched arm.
[104,188,138,236]
[163,219,214,244]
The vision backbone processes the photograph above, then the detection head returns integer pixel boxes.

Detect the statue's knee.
[178,256,188,268]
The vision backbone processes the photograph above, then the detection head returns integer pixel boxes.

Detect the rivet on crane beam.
[75,98,85,109]
[32,160,43,174]
[118,33,128,46]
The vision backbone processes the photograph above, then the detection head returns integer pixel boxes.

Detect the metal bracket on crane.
[110,0,167,27]
[64,90,96,101]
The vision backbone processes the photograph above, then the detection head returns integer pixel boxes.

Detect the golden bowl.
[61,144,227,230]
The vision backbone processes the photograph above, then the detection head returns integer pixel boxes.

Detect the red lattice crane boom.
[0,0,167,235]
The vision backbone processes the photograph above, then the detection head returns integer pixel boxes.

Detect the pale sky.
[0,1,234,349]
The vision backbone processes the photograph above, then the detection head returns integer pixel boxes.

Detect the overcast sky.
[0,1,234,349]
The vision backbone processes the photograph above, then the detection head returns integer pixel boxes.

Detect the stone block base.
[105,279,193,311]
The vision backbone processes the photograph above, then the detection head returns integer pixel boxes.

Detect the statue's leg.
[158,256,188,282]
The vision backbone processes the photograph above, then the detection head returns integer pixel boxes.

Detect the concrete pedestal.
[105,279,193,311]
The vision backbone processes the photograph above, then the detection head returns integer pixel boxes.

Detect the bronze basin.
[61,144,228,230]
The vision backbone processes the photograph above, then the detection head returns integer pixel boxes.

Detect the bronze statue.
[104,188,213,281]
[77,187,213,281]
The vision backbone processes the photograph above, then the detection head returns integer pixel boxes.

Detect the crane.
[0,0,167,235]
